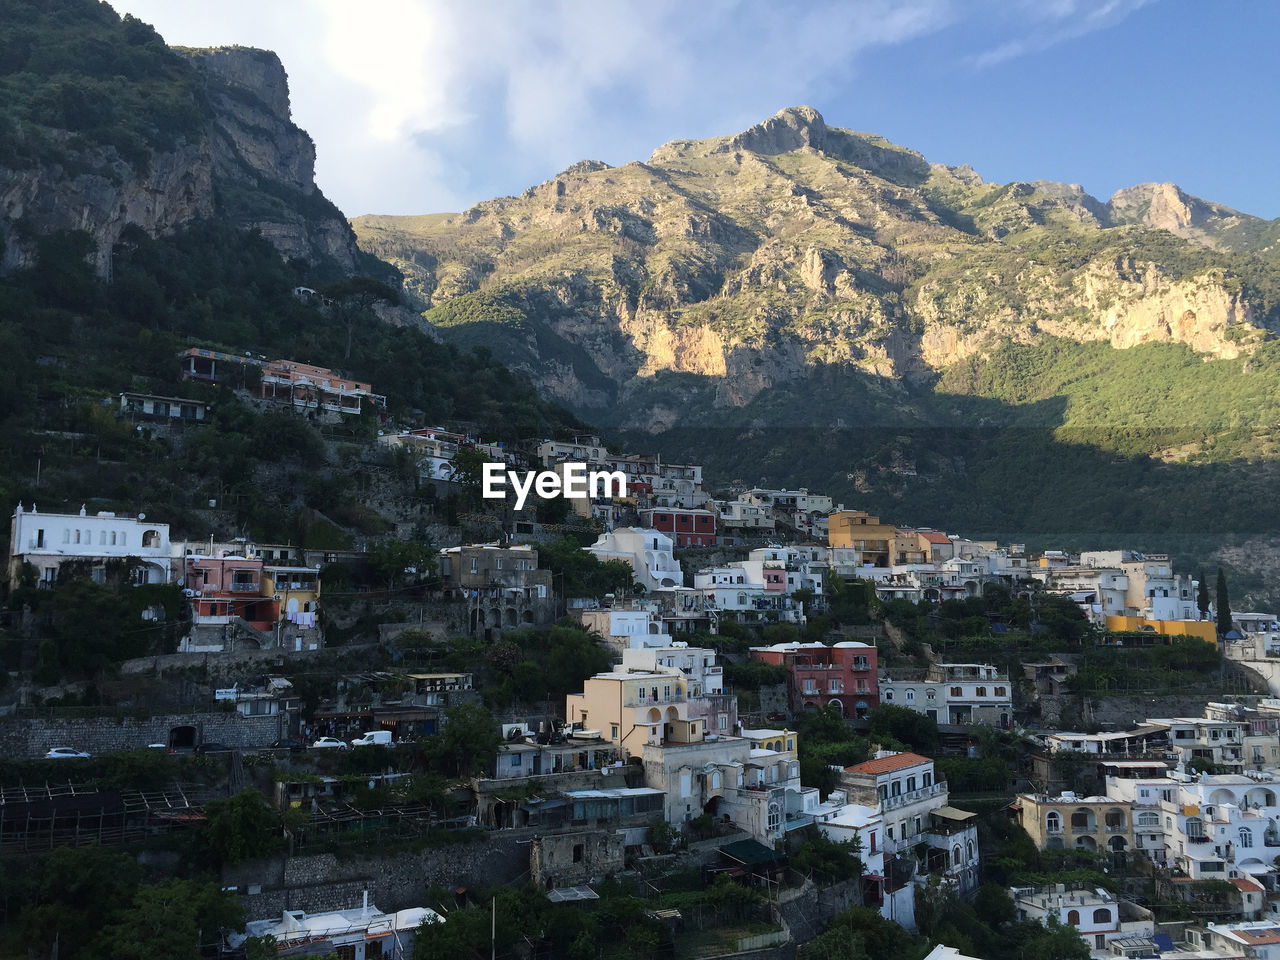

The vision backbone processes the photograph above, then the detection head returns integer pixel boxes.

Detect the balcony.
[881,781,947,813]
[230,582,261,592]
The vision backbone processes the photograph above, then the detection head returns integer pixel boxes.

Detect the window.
[926,689,935,701]
[74,529,81,544]
[905,689,915,703]
[573,844,584,863]
[950,686,962,697]
[1046,811,1062,834]
[976,686,986,697]
[611,724,619,739]
[663,685,671,700]
[719,715,727,730]
[923,772,932,787]
[1067,910,1080,926]
[906,777,916,792]
[767,804,781,834]
[335,947,356,960]
[787,739,794,751]
[891,780,901,797]
[885,690,894,702]
[994,686,1006,696]
[1239,827,1254,848]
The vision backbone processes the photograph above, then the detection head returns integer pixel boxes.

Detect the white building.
[227,898,442,959]
[748,545,829,597]
[8,503,172,587]
[1011,884,1155,958]
[578,607,673,656]
[586,527,683,593]
[879,664,1013,727]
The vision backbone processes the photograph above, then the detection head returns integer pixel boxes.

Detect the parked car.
[310,737,349,750]
[350,731,394,747]
[194,742,232,755]
[44,747,90,759]
[270,737,306,752]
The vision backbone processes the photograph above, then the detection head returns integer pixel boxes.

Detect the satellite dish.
[138,513,146,520]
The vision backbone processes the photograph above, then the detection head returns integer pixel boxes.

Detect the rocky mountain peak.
[178,46,292,119]
[731,105,827,155]
[1108,181,1203,232]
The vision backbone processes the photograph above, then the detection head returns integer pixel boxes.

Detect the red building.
[184,554,277,632]
[750,640,878,718]
[639,508,717,547]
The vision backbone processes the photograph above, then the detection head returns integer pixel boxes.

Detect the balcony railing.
[881,781,947,812]
[230,582,260,592]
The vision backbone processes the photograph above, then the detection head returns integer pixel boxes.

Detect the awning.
[721,839,787,866]
[548,885,599,903]
[930,806,976,822]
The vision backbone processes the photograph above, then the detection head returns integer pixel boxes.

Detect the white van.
[350,730,394,747]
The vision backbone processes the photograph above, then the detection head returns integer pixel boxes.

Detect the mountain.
[0,0,584,557]
[353,105,1280,420]
[0,1,364,277]
[352,106,1280,581]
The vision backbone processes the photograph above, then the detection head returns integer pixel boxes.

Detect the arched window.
[926,689,936,701]
[976,686,986,697]
[1046,811,1062,834]
[1067,910,1080,926]
[905,689,915,703]
[966,840,975,860]
[1239,827,1254,849]
[1137,811,1159,827]
[1092,908,1110,924]
[885,690,894,702]
[995,686,1006,696]
[1186,817,1205,838]
[951,844,962,866]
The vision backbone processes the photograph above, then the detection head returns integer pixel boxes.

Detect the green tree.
[21,846,142,958]
[96,879,242,960]
[434,703,502,777]
[200,788,281,865]
[1216,567,1233,635]
[321,275,398,360]
[371,537,437,591]
[868,704,940,755]
[1197,569,1211,620]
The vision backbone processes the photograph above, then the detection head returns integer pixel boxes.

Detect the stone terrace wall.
[0,712,283,758]
[223,831,533,917]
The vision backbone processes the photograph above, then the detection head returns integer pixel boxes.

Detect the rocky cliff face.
[354,106,1279,428]
[1,41,359,276]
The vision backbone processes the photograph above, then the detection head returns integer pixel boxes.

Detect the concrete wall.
[223,831,534,918]
[0,712,284,758]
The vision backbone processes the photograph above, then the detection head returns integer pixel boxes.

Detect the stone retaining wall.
[0,712,283,757]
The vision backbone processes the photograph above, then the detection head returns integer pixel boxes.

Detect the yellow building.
[263,564,321,624]
[827,510,897,565]
[565,669,697,756]
[1016,793,1134,855]
[739,727,798,763]
[1105,616,1217,645]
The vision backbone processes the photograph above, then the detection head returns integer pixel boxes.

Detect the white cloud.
[968,0,1157,69]
[107,0,1153,217]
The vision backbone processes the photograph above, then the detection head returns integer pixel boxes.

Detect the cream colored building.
[1015,792,1134,856]
[566,668,696,756]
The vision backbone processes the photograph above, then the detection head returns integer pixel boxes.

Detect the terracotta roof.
[920,532,951,545]
[846,752,932,775]
[1232,877,1265,894]
[1236,928,1280,945]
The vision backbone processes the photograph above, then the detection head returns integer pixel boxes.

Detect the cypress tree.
[1197,571,1211,620]
[1216,568,1232,636]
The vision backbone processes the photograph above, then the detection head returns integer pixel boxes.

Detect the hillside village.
[6,347,1280,960]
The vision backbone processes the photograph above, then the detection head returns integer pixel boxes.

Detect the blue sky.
[109,0,1278,220]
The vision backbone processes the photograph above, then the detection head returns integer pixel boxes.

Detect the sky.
[108,0,1280,221]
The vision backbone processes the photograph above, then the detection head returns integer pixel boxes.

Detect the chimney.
[362,890,368,917]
